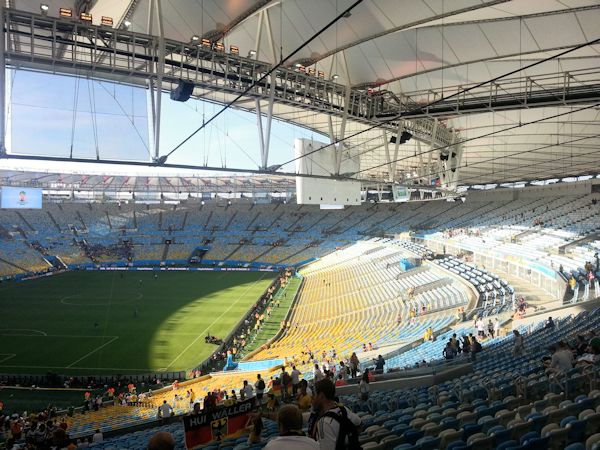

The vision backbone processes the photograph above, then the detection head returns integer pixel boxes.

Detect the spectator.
[92,429,104,443]
[245,413,263,445]
[374,355,385,374]
[470,336,482,361]
[494,318,501,337]
[313,364,324,383]
[241,380,254,400]
[255,374,265,403]
[147,431,175,450]
[280,368,291,402]
[335,374,347,387]
[443,341,456,360]
[545,316,555,330]
[462,335,471,354]
[358,370,369,401]
[512,330,524,357]
[349,353,359,378]
[157,400,173,421]
[487,319,495,338]
[548,341,573,373]
[296,380,312,412]
[291,365,301,395]
[577,337,600,366]
[307,379,361,450]
[263,405,318,450]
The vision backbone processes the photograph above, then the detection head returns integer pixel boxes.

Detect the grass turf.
[239,277,301,356]
[0,270,273,375]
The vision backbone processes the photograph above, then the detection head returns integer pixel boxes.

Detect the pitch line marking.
[59,292,143,306]
[0,329,47,336]
[0,354,16,363]
[0,364,155,371]
[66,336,119,368]
[164,274,270,370]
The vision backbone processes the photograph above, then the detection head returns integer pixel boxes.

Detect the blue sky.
[6,70,324,175]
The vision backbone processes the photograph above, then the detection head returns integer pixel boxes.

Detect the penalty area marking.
[0,329,47,337]
[0,354,16,364]
[60,292,143,306]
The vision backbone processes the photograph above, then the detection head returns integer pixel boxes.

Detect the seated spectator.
[544,316,555,330]
[92,429,103,443]
[263,405,318,450]
[576,337,600,366]
[548,341,573,373]
[296,380,311,412]
[443,341,456,360]
[334,374,347,387]
[245,413,263,445]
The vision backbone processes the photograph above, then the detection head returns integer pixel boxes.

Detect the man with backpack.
[308,379,362,450]
[255,374,266,404]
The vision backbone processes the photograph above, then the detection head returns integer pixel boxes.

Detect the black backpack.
[321,406,362,450]
[257,379,265,390]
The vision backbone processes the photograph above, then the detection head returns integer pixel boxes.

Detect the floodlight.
[40,4,49,14]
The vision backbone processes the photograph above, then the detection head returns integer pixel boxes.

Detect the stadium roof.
[0,168,295,194]
[3,0,600,187]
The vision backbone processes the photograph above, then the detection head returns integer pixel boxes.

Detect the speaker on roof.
[170,80,195,102]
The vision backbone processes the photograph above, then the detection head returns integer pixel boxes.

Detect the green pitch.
[0,270,273,375]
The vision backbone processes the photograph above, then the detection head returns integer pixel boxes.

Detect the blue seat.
[394,444,418,450]
[522,437,550,450]
[564,444,585,450]
[496,440,519,450]
[416,436,440,450]
[403,429,424,445]
[446,441,469,450]
[520,431,540,445]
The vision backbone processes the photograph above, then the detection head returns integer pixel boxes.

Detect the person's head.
[312,379,336,412]
[193,403,201,414]
[243,380,248,387]
[292,365,296,370]
[513,330,520,337]
[162,400,166,404]
[276,404,303,434]
[314,363,319,370]
[589,337,600,355]
[257,374,261,380]
[147,431,175,450]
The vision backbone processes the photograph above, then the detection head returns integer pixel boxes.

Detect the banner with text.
[184,398,255,449]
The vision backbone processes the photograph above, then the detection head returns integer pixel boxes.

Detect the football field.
[0,270,273,375]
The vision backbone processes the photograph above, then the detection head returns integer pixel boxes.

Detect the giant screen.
[1,187,43,209]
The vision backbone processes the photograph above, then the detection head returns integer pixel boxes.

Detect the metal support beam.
[255,73,275,169]
[0,4,5,154]
[153,0,164,160]
[254,11,264,60]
